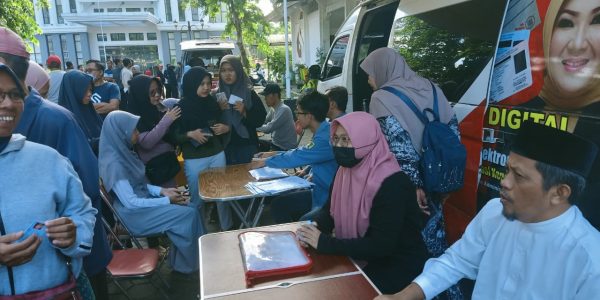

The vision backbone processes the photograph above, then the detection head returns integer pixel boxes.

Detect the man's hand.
[45,217,77,248]
[249,159,266,170]
[161,188,189,205]
[211,123,229,135]
[187,129,208,144]
[0,233,41,266]
[234,101,246,117]
[296,223,321,249]
[94,99,119,114]
[254,151,278,159]
[165,107,182,121]
[374,283,426,300]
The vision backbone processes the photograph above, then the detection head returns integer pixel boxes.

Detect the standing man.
[104,59,114,82]
[121,58,133,93]
[326,86,348,120]
[86,59,120,118]
[257,83,297,151]
[0,26,112,299]
[65,61,74,71]
[45,54,65,104]
[165,64,178,98]
[377,122,600,300]
[112,58,123,90]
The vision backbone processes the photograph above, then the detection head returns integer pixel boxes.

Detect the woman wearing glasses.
[127,75,182,187]
[297,112,429,294]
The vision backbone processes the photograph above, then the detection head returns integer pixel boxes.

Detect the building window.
[110,33,126,41]
[47,37,55,55]
[74,34,83,66]
[93,8,104,13]
[60,35,69,61]
[28,42,42,64]
[129,33,144,41]
[168,32,176,64]
[107,8,122,12]
[42,7,50,24]
[191,8,199,21]
[147,32,157,40]
[181,31,190,41]
[178,0,185,21]
[144,7,154,14]
[125,8,141,12]
[55,0,64,24]
[69,0,76,13]
[97,33,107,41]
[209,4,226,23]
[164,0,172,22]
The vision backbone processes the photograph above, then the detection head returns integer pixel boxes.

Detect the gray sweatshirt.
[258,102,297,150]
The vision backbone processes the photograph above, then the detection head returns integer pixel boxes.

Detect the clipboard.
[238,231,313,287]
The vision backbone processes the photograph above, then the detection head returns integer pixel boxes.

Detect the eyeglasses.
[85,68,98,73]
[332,135,351,147]
[0,90,25,104]
[149,89,163,97]
[295,111,309,116]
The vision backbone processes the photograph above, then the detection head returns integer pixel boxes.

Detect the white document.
[245,176,312,195]
[229,94,243,105]
[490,30,533,103]
[249,167,289,181]
[239,231,310,272]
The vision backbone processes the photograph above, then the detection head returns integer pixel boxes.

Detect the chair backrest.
[296,129,306,148]
[99,182,145,249]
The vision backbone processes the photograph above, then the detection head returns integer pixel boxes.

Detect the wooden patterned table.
[199,223,381,300]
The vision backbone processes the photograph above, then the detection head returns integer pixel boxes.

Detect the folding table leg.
[251,197,266,227]
[229,201,252,228]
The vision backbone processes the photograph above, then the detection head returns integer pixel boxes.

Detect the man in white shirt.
[121,58,133,93]
[45,55,65,103]
[376,121,600,300]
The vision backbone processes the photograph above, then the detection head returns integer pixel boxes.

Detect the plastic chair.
[99,185,171,300]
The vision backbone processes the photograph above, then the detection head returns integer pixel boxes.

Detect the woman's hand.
[161,188,188,205]
[187,129,208,144]
[234,101,246,117]
[296,223,320,249]
[165,107,182,121]
[416,188,430,216]
[218,100,229,110]
[211,123,229,135]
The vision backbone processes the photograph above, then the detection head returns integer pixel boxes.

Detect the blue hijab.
[58,71,102,151]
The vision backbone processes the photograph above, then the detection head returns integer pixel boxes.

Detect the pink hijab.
[360,47,455,151]
[330,112,401,239]
[25,60,50,91]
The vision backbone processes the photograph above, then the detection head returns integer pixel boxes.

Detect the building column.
[160,31,171,64]
[37,35,49,63]
[65,34,77,64]
[50,34,63,61]
[80,33,91,62]
[175,32,183,63]
[315,0,330,51]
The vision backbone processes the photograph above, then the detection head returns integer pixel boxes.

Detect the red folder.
[238,231,313,286]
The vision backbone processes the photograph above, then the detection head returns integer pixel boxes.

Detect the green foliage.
[0,0,48,48]
[181,0,272,72]
[267,46,290,83]
[315,47,326,66]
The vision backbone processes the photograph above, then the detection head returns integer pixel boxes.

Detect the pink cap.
[0,27,30,59]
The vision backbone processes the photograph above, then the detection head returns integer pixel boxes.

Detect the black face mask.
[333,146,362,168]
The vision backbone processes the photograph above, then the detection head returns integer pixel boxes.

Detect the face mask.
[333,146,362,168]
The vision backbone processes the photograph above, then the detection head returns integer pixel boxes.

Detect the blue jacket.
[15,88,112,276]
[0,135,96,294]
[266,122,338,209]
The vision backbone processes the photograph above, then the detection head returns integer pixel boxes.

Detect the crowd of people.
[1,22,599,300]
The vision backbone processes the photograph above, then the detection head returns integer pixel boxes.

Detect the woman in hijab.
[217,55,267,164]
[360,47,462,299]
[58,70,102,154]
[297,112,429,294]
[173,66,232,230]
[25,61,49,98]
[127,75,181,187]
[99,110,204,275]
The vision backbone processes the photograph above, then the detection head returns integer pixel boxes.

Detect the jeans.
[184,151,232,231]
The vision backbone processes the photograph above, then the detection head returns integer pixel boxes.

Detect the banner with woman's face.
[479,0,600,228]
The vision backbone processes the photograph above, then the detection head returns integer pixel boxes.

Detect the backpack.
[381,82,466,194]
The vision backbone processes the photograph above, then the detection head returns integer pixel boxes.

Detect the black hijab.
[127,75,164,132]
[178,67,221,132]
[58,71,102,148]
[217,55,253,138]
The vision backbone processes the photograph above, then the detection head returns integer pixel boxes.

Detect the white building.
[30,0,228,69]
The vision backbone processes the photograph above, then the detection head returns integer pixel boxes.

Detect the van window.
[388,3,500,102]
[322,35,349,80]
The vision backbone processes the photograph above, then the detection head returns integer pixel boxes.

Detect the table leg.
[251,197,266,227]
[229,201,252,228]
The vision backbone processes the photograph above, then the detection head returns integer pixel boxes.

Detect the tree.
[0,0,48,46]
[182,0,271,71]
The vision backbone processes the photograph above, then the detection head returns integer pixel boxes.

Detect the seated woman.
[58,70,102,155]
[99,111,204,275]
[127,75,181,187]
[297,112,429,294]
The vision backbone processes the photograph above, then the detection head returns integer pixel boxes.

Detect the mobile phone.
[16,222,46,243]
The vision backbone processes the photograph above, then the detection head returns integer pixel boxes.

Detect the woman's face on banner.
[548,0,600,99]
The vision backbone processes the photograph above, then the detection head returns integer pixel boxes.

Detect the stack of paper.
[248,167,289,181]
[245,176,312,195]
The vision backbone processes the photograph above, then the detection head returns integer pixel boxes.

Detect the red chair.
[100,185,171,299]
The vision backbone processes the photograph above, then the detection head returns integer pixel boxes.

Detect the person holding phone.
[172,67,233,231]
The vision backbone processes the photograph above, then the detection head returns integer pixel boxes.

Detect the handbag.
[0,211,82,300]
[145,151,181,185]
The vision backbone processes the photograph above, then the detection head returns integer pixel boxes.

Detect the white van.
[319,0,600,241]
[180,39,240,87]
